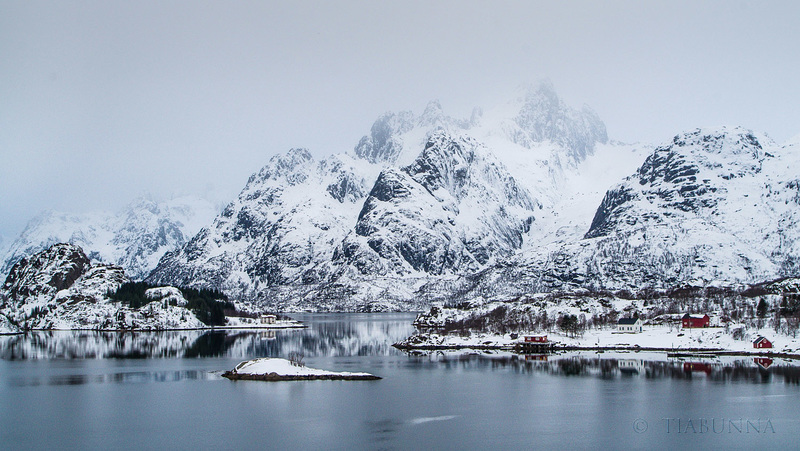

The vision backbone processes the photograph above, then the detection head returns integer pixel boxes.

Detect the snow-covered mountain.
[147,82,634,310]
[434,126,800,304]
[582,126,800,284]
[148,149,370,291]
[1,195,219,280]
[0,243,207,333]
[9,81,792,314]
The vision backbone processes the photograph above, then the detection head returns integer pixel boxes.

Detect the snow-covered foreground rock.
[222,357,380,381]
[0,243,226,333]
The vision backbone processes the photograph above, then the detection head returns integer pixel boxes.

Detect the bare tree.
[288,351,305,367]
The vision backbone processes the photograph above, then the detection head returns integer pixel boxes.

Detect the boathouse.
[260,314,277,324]
[517,335,552,353]
[681,314,709,328]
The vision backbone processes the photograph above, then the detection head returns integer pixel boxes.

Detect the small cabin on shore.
[682,314,709,328]
[753,336,772,349]
[617,317,642,333]
[523,335,548,343]
[260,314,277,325]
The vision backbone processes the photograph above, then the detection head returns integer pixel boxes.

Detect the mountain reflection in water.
[0,313,416,360]
[406,352,800,385]
[8,370,216,387]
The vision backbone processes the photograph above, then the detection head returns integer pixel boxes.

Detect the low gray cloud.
[1,1,798,239]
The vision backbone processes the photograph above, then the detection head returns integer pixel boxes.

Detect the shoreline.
[0,323,307,334]
[392,343,800,359]
[221,372,381,381]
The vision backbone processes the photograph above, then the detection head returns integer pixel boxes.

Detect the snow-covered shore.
[395,325,800,357]
[222,357,381,381]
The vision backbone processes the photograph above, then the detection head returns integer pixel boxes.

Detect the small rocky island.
[222,357,381,381]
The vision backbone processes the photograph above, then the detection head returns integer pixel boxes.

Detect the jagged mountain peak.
[587,126,771,240]
[577,125,799,286]
[633,127,775,194]
[406,131,538,210]
[506,81,608,161]
[352,100,481,166]
[249,148,315,186]
[353,111,417,164]
[418,100,447,127]
[670,126,772,158]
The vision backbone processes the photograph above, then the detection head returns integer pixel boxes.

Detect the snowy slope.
[1,195,219,280]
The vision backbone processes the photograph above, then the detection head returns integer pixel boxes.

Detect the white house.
[260,314,277,324]
[617,317,642,333]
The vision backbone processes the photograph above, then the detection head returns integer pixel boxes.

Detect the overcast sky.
[1,1,799,241]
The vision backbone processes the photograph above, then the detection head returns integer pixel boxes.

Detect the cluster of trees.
[108,282,157,309]
[440,303,594,337]
[108,282,234,326]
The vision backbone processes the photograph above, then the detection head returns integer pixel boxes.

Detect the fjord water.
[1,314,799,450]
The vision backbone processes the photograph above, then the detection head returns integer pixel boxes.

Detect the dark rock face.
[354,111,416,164]
[585,127,767,239]
[584,186,635,239]
[327,171,366,203]
[512,81,608,162]
[337,132,538,276]
[3,243,90,303]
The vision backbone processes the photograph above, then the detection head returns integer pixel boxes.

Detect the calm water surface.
[2,313,799,450]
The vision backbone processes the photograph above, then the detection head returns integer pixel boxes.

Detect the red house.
[682,314,710,328]
[753,336,773,349]
[524,335,548,343]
